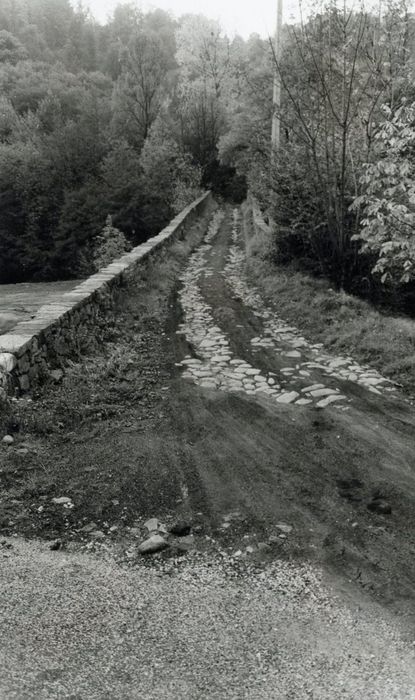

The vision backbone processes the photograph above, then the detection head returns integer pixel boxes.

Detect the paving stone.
[360,377,385,386]
[301,384,325,393]
[177,207,398,413]
[310,388,339,398]
[276,391,299,404]
[316,394,346,407]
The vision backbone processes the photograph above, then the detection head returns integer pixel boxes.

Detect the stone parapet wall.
[250,196,272,237]
[0,191,212,398]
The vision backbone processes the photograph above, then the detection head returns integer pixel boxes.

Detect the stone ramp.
[0,281,80,335]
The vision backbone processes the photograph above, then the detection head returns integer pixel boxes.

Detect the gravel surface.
[0,538,414,699]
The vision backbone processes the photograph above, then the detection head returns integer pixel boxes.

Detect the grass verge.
[242,202,415,396]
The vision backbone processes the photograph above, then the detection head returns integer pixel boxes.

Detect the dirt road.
[167,206,415,611]
[1,205,415,698]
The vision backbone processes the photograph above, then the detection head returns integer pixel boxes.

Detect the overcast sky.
[79,0,301,38]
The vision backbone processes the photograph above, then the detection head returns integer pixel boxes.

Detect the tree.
[139,116,202,224]
[0,30,27,64]
[175,16,231,171]
[111,27,172,149]
[351,102,415,285]
[261,0,413,286]
[93,214,129,270]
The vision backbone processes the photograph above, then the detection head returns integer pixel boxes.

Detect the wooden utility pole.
[271,0,283,159]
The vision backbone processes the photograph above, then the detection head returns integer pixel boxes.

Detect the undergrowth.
[242,203,415,396]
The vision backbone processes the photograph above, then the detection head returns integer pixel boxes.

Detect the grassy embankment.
[242,203,415,397]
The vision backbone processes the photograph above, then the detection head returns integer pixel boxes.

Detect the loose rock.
[138,534,169,555]
[144,518,160,532]
[52,496,73,506]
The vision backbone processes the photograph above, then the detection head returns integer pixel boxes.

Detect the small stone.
[169,520,192,537]
[79,522,98,533]
[276,391,299,404]
[144,517,159,532]
[90,530,106,539]
[138,534,169,554]
[246,545,255,554]
[52,496,72,505]
[50,369,64,382]
[301,384,325,393]
[2,435,14,445]
[316,394,346,407]
[361,377,385,386]
[310,388,339,398]
[257,542,271,552]
[275,522,292,534]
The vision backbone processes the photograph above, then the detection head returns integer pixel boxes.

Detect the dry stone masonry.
[176,207,398,410]
[0,192,212,400]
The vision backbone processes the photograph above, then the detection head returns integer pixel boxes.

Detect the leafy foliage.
[352,103,415,285]
[93,215,130,271]
[0,1,219,283]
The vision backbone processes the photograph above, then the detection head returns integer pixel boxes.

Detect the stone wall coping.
[0,335,35,356]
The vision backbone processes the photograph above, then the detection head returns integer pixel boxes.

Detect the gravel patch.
[0,538,414,699]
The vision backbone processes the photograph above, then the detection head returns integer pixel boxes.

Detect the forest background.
[1,0,415,314]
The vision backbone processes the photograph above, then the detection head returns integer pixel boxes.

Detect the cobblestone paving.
[176,208,398,409]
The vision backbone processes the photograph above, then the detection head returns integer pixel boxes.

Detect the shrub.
[93,215,130,271]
